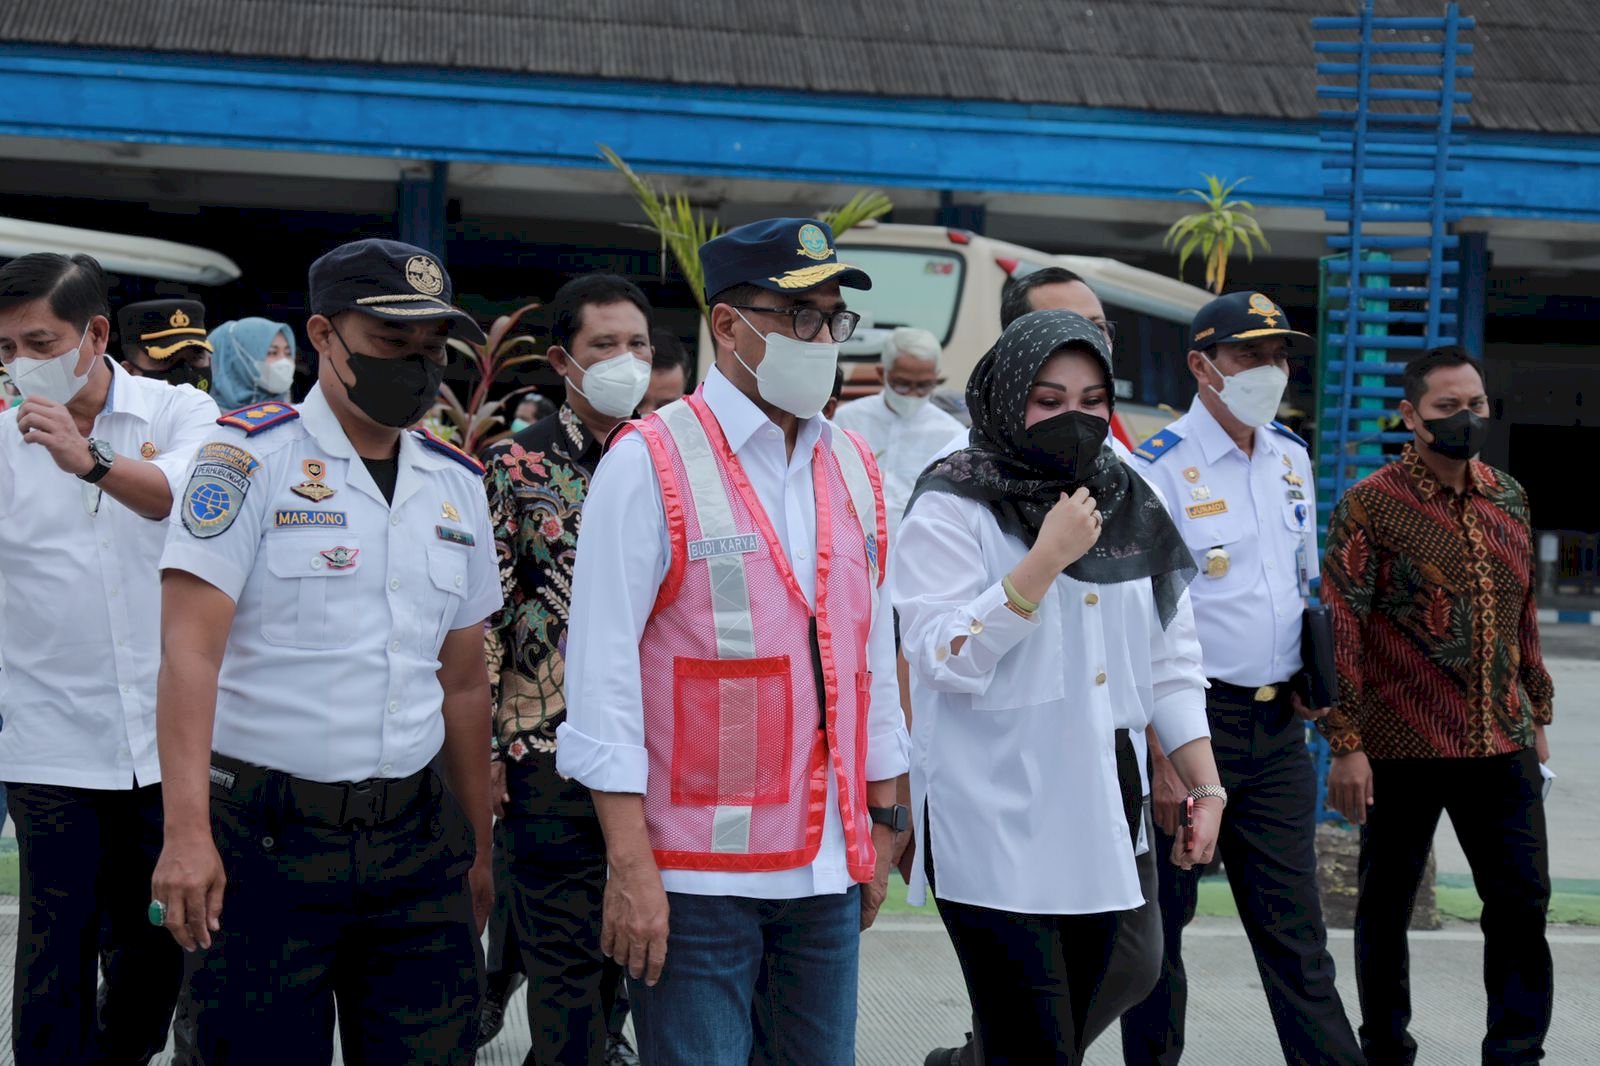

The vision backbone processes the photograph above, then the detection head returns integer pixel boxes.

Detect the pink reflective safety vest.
[621,392,887,881]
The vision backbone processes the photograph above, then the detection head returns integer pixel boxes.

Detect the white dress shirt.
[557,368,911,900]
[1133,399,1318,687]
[892,490,1208,915]
[0,360,217,788]
[832,392,963,540]
[158,385,501,783]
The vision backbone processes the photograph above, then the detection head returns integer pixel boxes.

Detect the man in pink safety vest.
[557,218,912,1066]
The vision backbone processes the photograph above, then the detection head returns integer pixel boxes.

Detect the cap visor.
[1218,327,1314,353]
[362,304,488,346]
[753,262,873,294]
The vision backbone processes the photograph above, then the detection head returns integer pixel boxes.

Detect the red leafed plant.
[435,301,543,455]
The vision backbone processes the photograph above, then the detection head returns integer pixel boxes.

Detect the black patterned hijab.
[909,310,1196,628]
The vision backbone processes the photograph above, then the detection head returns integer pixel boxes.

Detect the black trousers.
[487,818,524,981]
[1356,749,1552,1066]
[7,781,183,1066]
[183,767,480,1065]
[502,760,627,1066]
[1082,800,1163,1048]
[1120,688,1362,1066]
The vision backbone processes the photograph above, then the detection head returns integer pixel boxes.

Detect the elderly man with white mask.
[831,326,962,538]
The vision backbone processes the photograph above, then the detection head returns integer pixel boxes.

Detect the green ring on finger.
[147,900,167,927]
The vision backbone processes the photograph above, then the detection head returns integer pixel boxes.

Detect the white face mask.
[733,309,840,419]
[258,356,296,396]
[8,328,94,406]
[882,386,929,418]
[1204,354,1288,428]
[568,350,650,419]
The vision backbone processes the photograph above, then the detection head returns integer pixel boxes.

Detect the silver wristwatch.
[80,438,115,484]
[1188,784,1229,807]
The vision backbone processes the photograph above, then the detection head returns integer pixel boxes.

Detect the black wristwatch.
[79,438,115,484]
[868,804,910,833]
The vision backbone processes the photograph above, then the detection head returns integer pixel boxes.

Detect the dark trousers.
[1120,688,1362,1066]
[1082,801,1164,1047]
[502,761,627,1066]
[1356,749,1552,1066]
[184,768,480,1064]
[487,818,524,980]
[7,781,183,1066]
[940,898,1121,1065]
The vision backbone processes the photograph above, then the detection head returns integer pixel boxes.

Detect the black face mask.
[331,325,444,428]
[1421,409,1489,461]
[144,361,211,393]
[1020,409,1110,482]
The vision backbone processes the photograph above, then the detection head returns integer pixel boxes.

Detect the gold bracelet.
[1002,574,1039,616]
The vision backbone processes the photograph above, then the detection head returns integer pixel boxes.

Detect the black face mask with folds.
[1421,409,1490,461]
[331,326,444,428]
[144,361,211,393]
[1019,409,1111,483]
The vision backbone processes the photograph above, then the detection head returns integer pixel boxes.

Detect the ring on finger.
[147,900,167,927]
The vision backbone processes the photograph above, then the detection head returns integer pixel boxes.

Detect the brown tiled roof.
[3,0,1595,135]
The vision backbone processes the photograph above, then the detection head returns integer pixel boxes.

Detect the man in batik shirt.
[482,274,655,1065]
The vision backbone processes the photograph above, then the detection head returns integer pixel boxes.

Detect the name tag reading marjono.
[688,534,761,561]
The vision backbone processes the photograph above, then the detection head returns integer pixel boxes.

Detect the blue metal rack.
[1307,2,1474,821]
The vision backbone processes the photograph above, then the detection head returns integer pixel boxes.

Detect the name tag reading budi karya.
[688,534,761,561]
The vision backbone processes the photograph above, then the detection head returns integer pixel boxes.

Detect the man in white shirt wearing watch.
[0,252,217,1064]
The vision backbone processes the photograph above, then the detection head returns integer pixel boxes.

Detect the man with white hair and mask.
[832,326,962,538]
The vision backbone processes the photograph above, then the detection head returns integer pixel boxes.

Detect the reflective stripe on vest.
[827,429,886,627]
[653,400,758,853]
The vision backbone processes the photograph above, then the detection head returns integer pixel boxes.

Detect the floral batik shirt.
[483,404,602,813]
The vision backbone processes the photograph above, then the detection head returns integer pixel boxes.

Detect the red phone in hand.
[1183,796,1196,854]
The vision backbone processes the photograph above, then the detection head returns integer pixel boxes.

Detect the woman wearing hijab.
[208,317,297,411]
[894,310,1225,1065]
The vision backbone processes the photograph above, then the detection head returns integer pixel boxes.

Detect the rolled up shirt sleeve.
[891,492,1041,699]
[555,435,667,795]
[1148,588,1210,753]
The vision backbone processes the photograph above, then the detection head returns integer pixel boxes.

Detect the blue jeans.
[628,887,861,1066]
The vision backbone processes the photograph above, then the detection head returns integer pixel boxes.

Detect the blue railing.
[1308,1,1473,820]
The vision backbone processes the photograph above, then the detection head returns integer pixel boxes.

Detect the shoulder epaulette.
[216,402,299,435]
[1269,420,1309,449]
[412,427,486,475]
[1132,427,1183,462]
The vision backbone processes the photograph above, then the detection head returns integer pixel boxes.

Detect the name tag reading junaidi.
[688,534,761,561]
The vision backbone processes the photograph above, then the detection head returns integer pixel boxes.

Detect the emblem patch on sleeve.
[182,460,251,538]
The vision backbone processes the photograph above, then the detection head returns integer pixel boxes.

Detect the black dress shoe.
[475,971,526,1049]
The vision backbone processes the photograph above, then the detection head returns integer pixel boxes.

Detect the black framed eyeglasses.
[1095,319,1118,344]
[728,305,861,343]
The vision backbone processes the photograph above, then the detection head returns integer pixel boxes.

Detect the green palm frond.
[820,191,893,235]
[1162,174,1271,294]
[599,144,722,321]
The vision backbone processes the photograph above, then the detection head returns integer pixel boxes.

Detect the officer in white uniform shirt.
[1122,291,1362,1066]
[151,239,501,1065]
[0,252,217,1065]
[831,326,961,539]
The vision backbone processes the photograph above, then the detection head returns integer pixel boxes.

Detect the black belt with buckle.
[1207,679,1291,704]
[209,752,432,828]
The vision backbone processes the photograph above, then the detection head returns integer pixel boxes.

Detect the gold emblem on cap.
[405,255,445,297]
[796,223,832,261]
[1247,293,1280,327]
[769,262,851,290]
[169,308,191,328]
[1204,547,1230,579]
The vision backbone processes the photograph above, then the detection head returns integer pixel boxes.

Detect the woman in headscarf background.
[894,310,1226,1065]
[208,318,297,411]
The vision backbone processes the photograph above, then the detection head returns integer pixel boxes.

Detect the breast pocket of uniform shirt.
[1178,510,1246,582]
[261,534,362,649]
[423,544,469,655]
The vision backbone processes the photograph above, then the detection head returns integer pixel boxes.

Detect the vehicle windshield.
[834,246,964,346]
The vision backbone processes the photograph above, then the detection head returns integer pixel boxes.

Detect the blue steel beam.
[1,45,1600,222]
